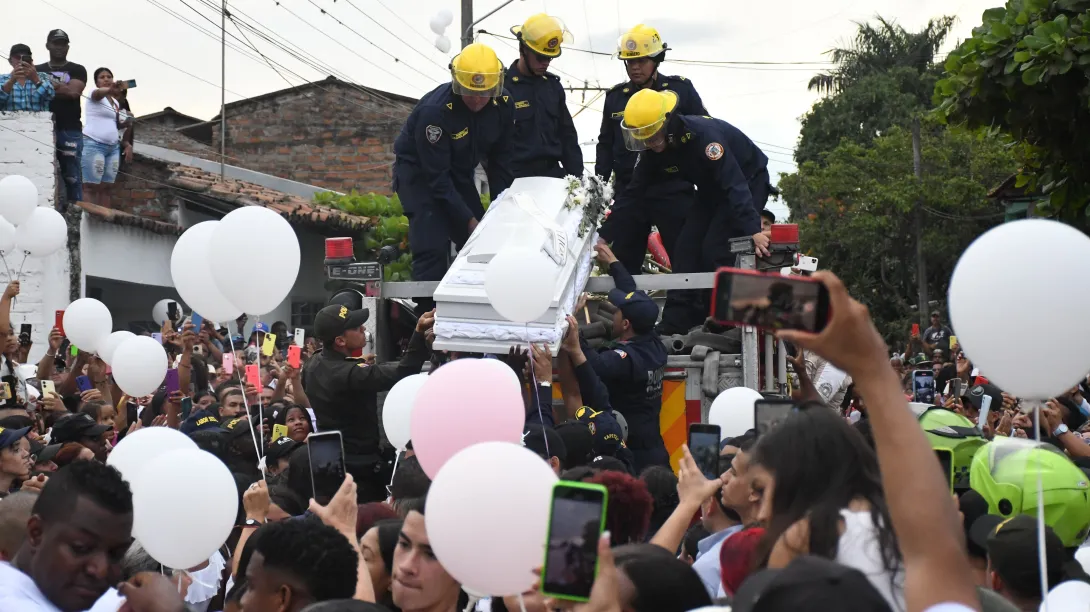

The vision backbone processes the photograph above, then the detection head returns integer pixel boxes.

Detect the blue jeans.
[81,137,120,185]
[55,129,83,209]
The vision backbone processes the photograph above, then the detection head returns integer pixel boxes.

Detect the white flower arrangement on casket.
[564,174,613,239]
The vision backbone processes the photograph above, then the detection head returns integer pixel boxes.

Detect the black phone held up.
[308,431,346,506]
[541,482,608,602]
[167,301,179,323]
[755,399,795,436]
[19,324,31,346]
[711,267,830,333]
[912,371,936,405]
[688,423,721,480]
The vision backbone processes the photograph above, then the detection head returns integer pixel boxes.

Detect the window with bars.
[291,300,326,334]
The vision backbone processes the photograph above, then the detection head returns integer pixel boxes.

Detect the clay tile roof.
[161,162,372,233]
[75,201,184,236]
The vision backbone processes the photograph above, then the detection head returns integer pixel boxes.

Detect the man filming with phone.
[302,304,435,502]
[0,44,54,111]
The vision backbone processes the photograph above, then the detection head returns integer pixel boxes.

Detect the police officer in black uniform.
[620,89,773,334]
[596,24,708,276]
[393,42,514,313]
[301,304,434,502]
[577,242,669,471]
[506,14,583,179]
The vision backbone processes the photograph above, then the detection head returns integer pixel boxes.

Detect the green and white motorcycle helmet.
[969,438,1090,547]
[917,406,987,491]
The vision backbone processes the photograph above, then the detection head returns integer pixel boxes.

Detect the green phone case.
[539,481,609,603]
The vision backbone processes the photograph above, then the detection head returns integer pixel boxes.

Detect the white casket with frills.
[431,176,610,353]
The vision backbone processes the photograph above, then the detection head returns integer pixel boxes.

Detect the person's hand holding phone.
[243,480,270,524]
[41,392,65,414]
[79,388,103,404]
[308,473,359,544]
[775,271,890,382]
[1043,400,1065,434]
[180,323,197,351]
[678,445,725,509]
[540,534,622,612]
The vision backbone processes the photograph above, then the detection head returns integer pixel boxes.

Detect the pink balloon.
[411,359,525,478]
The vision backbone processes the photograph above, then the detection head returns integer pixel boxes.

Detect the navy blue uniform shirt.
[579,261,668,452]
[392,82,515,226]
[625,115,766,237]
[504,61,582,178]
[595,74,707,185]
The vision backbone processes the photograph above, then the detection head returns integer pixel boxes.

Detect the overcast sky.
[16,0,1000,220]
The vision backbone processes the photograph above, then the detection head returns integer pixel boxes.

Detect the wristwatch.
[539,380,552,388]
[242,518,265,528]
[1053,423,1070,436]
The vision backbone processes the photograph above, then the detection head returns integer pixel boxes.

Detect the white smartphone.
[294,328,306,347]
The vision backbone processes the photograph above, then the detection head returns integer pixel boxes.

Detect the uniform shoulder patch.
[425,125,442,144]
[446,102,453,110]
[502,95,509,104]
[614,349,628,359]
[705,142,724,160]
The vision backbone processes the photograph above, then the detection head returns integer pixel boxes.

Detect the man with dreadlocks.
[504,13,583,179]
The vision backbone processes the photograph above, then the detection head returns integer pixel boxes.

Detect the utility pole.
[912,117,928,326]
[220,0,227,180]
[461,0,473,49]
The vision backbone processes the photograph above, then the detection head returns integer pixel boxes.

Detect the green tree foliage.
[935,0,1090,219]
[796,17,955,165]
[779,124,1017,341]
[313,190,413,281]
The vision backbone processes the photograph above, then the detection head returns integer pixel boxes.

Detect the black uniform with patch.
[596,74,707,275]
[504,62,582,179]
[625,114,769,332]
[393,82,515,296]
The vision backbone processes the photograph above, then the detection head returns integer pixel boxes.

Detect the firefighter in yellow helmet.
[393,42,514,312]
[596,24,708,299]
[619,89,772,333]
[504,13,582,179]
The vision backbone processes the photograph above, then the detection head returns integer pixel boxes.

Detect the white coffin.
[432,177,602,353]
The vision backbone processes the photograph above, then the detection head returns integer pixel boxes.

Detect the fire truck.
[321,225,802,470]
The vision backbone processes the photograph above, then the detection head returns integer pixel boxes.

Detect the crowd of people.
[3,30,134,211]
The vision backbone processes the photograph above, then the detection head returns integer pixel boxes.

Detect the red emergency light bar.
[770,224,799,245]
[324,237,354,265]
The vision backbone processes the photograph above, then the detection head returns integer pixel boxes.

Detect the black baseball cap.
[607,289,658,333]
[51,413,111,444]
[732,555,892,612]
[180,410,223,435]
[30,440,62,464]
[965,382,1003,415]
[313,304,369,343]
[970,514,1066,596]
[9,44,32,59]
[523,424,566,462]
[958,489,990,560]
[574,406,625,458]
[266,435,303,463]
[47,29,70,43]
[760,209,777,224]
[222,416,256,442]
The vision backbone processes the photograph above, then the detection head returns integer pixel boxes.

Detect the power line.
[336,0,450,71]
[371,0,443,51]
[753,139,796,153]
[301,0,444,84]
[477,30,834,67]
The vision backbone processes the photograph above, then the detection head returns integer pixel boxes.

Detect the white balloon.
[435,34,452,54]
[170,222,242,323]
[485,248,557,323]
[16,207,67,257]
[100,331,136,366]
[1039,580,1090,612]
[949,219,1090,398]
[132,448,238,570]
[62,298,113,353]
[0,218,15,253]
[209,208,300,316]
[0,175,38,225]
[1075,546,1090,575]
[107,426,197,486]
[112,336,168,397]
[151,299,175,326]
[426,442,557,596]
[429,14,446,35]
[708,386,763,438]
[438,8,454,27]
[383,373,429,450]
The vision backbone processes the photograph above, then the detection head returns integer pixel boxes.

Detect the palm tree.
[808,16,956,95]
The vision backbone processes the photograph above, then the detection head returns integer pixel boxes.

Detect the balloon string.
[1033,402,1048,611]
[0,253,11,281]
[462,595,479,612]
[227,328,265,482]
[528,325,549,459]
[388,449,401,493]
[14,251,28,280]
[517,593,528,612]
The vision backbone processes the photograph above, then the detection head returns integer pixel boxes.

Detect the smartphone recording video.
[541,482,608,602]
[308,431,346,506]
[712,267,830,333]
[913,370,936,404]
[688,424,721,480]
[755,399,795,436]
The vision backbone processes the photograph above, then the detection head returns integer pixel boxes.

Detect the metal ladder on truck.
[322,230,800,449]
